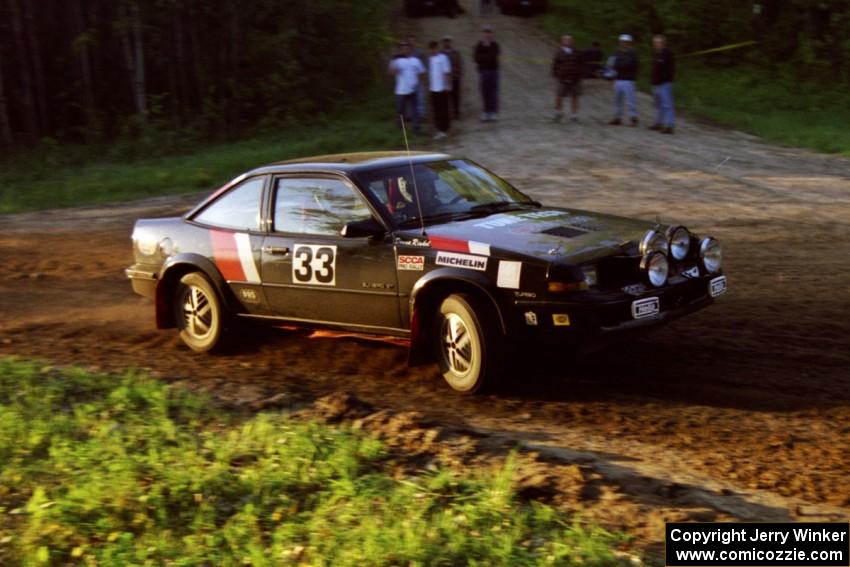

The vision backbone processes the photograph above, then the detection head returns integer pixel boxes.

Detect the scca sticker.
[397,255,425,271]
[292,244,337,286]
[435,251,487,271]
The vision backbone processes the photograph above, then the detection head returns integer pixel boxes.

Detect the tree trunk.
[130,0,147,124]
[22,0,48,134]
[0,49,13,145]
[72,0,98,141]
[121,0,147,125]
[7,0,39,140]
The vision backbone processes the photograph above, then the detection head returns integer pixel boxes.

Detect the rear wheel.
[433,294,502,393]
[174,272,227,352]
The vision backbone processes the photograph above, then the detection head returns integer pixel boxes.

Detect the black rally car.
[127,152,726,393]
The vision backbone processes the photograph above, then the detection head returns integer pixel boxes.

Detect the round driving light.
[667,225,691,261]
[699,237,723,274]
[641,251,669,287]
[639,229,668,256]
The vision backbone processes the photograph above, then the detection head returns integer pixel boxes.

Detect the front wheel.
[433,294,502,393]
[174,272,227,352]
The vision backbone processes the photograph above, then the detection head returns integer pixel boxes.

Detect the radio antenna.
[399,114,427,237]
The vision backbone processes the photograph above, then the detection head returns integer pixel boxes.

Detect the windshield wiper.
[397,210,479,228]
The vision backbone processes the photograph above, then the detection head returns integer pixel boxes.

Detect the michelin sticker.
[397,255,425,271]
[435,251,487,271]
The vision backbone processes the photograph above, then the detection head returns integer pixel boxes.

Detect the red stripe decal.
[210,230,246,281]
[428,235,470,253]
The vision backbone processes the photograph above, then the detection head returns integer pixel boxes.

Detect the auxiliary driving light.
[667,225,691,261]
[639,229,668,256]
[699,237,723,274]
[640,250,669,287]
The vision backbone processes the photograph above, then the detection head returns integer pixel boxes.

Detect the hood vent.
[540,226,589,239]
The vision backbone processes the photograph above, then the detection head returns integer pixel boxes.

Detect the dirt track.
[2,1,850,556]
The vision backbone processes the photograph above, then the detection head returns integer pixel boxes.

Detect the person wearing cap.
[388,41,426,134]
[443,36,463,119]
[551,34,583,123]
[428,40,453,140]
[474,25,501,121]
[609,34,639,126]
[650,34,675,134]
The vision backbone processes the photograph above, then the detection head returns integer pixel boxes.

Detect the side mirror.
[341,217,385,239]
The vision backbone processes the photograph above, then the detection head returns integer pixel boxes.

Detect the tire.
[173,272,228,353]
[433,293,503,393]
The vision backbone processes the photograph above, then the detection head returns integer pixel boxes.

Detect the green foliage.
[0,359,626,565]
[0,96,402,214]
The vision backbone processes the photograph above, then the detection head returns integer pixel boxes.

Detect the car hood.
[405,207,658,264]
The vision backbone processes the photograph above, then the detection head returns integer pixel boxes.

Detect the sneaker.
[609,118,622,125]
[480,112,489,122]
[630,117,639,126]
[649,123,662,131]
[552,111,564,122]
[661,126,674,135]
[570,114,579,123]
[490,113,499,121]
[433,131,448,140]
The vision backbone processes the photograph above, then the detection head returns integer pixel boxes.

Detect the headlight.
[667,225,690,261]
[699,237,722,274]
[581,265,597,287]
[639,229,668,256]
[640,251,669,287]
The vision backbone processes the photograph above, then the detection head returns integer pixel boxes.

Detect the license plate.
[709,275,727,297]
[631,297,660,319]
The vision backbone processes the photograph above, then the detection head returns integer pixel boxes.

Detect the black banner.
[666,523,850,566]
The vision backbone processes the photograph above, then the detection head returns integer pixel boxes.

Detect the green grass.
[0,358,626,566]
[0,94,406,214]
[540,0,850,154]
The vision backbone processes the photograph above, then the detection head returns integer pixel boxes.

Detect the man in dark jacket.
[609,34,639,126]
[583,41,604,78]
[551,34,583,122]
[474,25,500,121]
[443,36,463,119]
[650,34,675,134]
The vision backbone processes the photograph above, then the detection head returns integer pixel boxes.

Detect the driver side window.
[274,177,371,235]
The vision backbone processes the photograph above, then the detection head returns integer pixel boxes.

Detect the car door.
[260,174,402,332]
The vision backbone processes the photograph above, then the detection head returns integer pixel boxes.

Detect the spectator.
[408,35,428,120]
[443,35,463,119]
[480,0,493,16]
[474,25,500,122]
[428,40,453,139]
[551,34,583,122]
[388,41,425,134]
[650,34,675,134]
[583,41,604,78]
[609,34,639,126]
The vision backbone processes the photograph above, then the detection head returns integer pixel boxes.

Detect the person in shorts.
[551,34,583,122]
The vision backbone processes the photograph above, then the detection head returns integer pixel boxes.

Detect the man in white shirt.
[428,40,453,140]
[388,42,425,133]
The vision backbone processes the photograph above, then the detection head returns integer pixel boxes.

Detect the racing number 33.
[292,244,337,286]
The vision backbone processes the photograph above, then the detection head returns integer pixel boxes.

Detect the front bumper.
[126,264,158,300]
[513,274,725,349]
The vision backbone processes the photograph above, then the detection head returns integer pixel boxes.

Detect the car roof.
[245,151,452,176]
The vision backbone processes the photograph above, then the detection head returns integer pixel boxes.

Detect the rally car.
[127,152,726,393]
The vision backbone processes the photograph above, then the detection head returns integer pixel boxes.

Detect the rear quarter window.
[194,177,264,231]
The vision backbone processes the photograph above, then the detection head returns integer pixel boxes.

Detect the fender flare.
[154,253,239,328]
[407,268,508,366]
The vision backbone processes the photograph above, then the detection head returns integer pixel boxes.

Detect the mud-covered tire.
[433,293,503,393]
[173,272,228,353]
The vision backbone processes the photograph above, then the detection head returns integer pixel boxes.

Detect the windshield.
[355,159,538,227]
